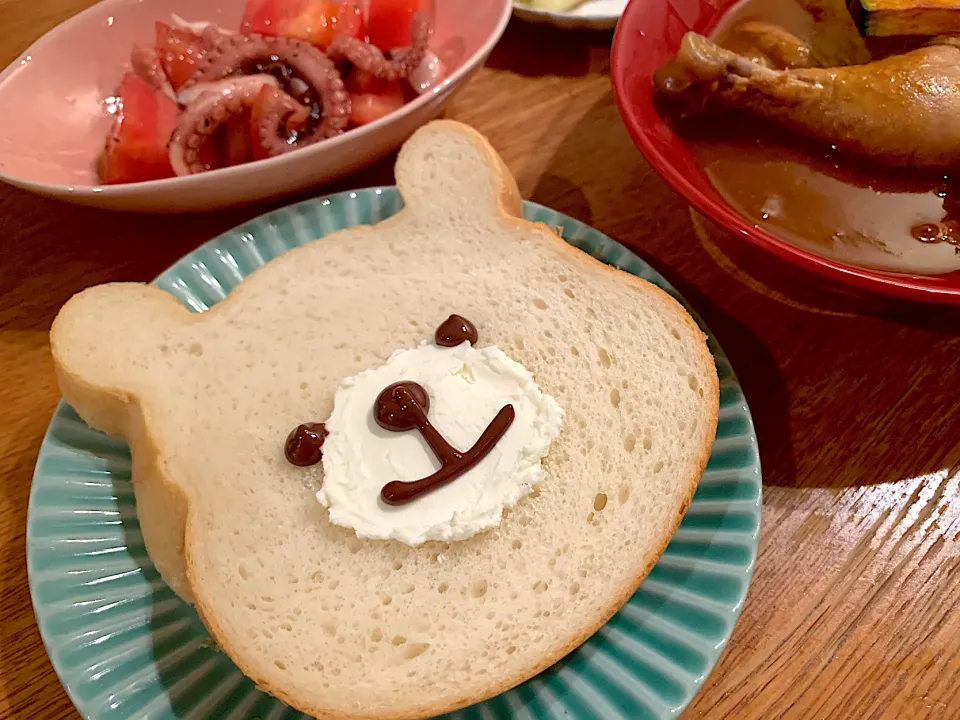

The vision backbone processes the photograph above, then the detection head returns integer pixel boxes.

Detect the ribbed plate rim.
[27,186,761,720]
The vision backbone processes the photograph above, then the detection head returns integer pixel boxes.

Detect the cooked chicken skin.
[730,21,819,68]
[655,33,960,168]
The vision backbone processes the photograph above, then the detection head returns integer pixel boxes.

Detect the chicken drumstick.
[655,32,960,168]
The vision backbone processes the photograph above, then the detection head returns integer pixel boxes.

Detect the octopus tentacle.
[327,12,432,81]
[254,90,318,156]
[182,34,350,137]
[169,75,307,175]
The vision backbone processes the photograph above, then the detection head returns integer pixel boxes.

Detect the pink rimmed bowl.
[0,0,511,212]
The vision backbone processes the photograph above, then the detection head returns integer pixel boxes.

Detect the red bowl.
[610,0,960,304]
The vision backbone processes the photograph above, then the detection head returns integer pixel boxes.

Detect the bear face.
[49,121,717,720]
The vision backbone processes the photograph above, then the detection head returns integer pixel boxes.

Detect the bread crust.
[50,120,719,720]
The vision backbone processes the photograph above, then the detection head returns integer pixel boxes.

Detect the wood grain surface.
[3,2,960,719]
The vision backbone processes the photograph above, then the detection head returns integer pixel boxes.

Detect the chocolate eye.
[374,382,430,431]
[435,314,478,347]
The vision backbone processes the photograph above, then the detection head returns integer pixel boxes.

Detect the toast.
[50,120,719,719]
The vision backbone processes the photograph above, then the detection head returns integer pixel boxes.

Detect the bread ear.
[395,119,524,221]
[50,283,190,436]
[51,283,196,602]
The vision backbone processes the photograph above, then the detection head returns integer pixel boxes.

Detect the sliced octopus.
[158,14,433,176]
[183,32,351,135]
[327,12,432,81]
[169,75,315,175]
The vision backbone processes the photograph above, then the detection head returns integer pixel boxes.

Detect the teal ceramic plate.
[28,188,761,720]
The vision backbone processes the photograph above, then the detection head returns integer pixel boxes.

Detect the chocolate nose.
[374,382,430,432]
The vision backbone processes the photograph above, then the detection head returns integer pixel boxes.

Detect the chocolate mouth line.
[375,381,515,506]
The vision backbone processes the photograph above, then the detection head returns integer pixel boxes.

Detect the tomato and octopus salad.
[100,0,443,184]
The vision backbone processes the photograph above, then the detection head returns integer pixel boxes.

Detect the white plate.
[512,0,625,30]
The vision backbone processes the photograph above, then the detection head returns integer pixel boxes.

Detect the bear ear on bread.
[51,282,198,601]
[51,283,196,602]
[50,283,190,437]
[393,119,524,223]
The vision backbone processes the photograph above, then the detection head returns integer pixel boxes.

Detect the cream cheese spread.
[317,342,563,545]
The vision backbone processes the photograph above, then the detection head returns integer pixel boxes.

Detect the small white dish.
[512,0,626,30]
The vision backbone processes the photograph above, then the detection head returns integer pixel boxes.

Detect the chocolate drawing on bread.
[315,305,561,541]
[283,313,516,505]
[281,313,481,470]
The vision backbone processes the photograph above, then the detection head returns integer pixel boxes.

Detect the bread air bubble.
[405,642,430,659]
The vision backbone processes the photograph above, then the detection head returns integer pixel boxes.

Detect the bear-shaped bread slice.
[50,120,719,720]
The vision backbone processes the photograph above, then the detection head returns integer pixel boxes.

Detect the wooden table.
[4,3,960,718]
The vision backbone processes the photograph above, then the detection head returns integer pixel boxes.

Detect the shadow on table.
[487,17,614,77]
[0,189,245,331]
[694,212,960,334]
[523,91,624,226]
[681,224,960,490]
[693,235,960,488]
[0,151,401,334]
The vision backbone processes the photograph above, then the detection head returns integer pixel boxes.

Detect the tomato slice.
[345,69,405,126]
[365,0,427,52]
[100,73,179,184]
[155,21,206,90]
[241,0,291,36]
[241,0,364,49]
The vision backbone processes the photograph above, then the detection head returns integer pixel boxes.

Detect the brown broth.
[686,0,960,275]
